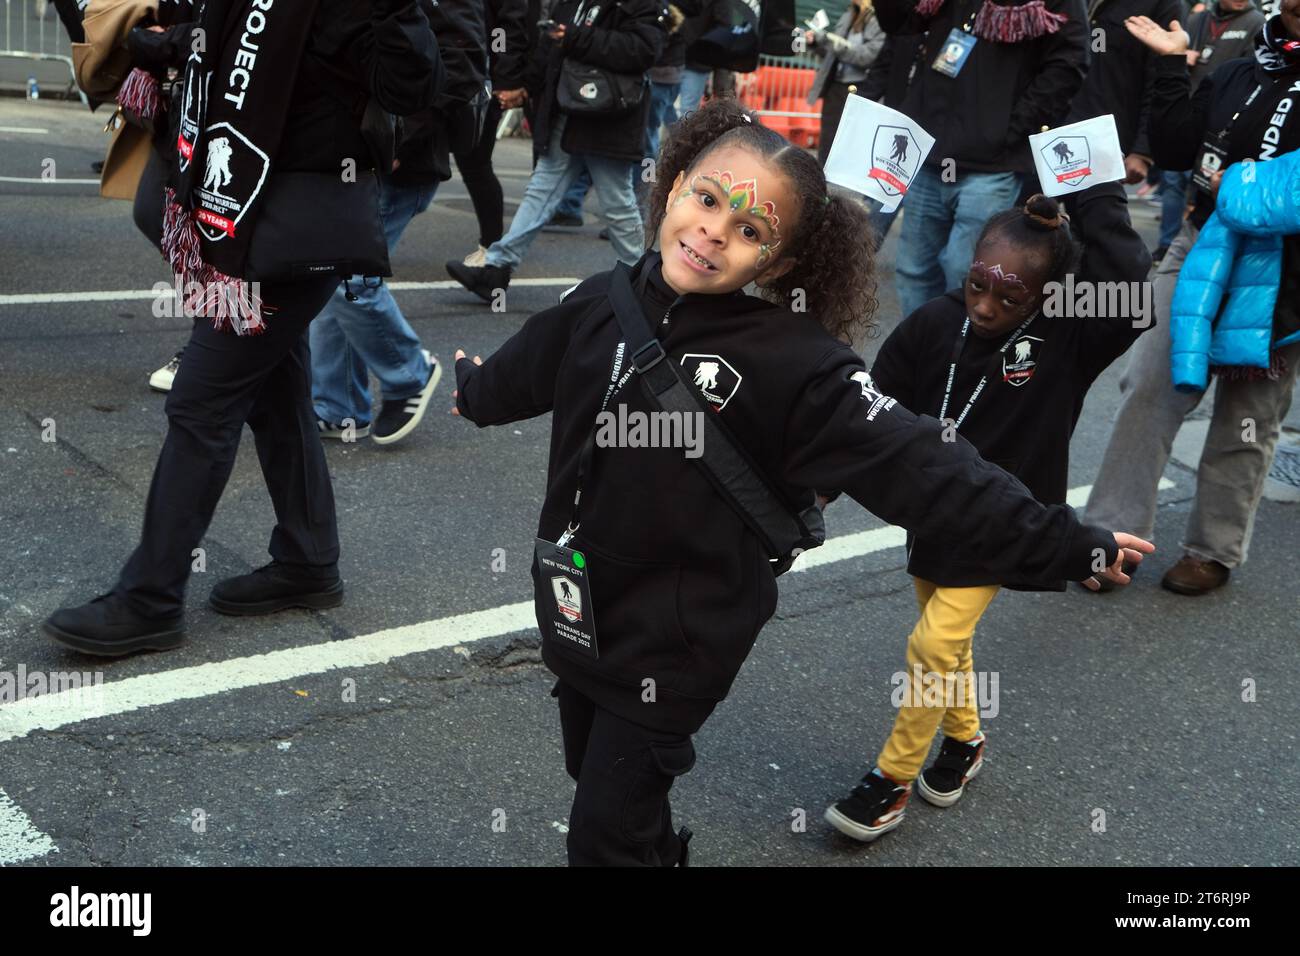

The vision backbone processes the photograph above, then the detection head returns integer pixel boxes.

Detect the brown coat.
[71,0,159,99]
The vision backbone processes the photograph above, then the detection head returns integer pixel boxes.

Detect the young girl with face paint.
[825,194,1156,844]
[451,104,1151,866]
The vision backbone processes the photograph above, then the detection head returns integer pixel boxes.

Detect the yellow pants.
[876,578,1000,783]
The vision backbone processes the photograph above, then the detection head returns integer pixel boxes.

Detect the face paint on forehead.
[696,170,782,237]
[971,259,1028,295]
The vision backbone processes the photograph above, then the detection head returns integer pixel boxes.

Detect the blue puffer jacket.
[1170,148,1300,393]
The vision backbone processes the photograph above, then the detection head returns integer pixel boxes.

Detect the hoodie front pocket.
[535,539,691,687]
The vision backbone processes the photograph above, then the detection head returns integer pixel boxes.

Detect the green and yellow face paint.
[692,169,784,268]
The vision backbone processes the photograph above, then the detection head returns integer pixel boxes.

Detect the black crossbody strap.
[606,263,824,569]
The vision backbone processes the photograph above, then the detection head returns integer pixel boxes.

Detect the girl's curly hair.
[646,98,878,344]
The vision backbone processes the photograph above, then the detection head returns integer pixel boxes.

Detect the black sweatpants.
[555,681,696,867]
[114,278,340,618]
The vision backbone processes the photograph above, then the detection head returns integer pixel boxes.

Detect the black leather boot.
[43,594,185,657]
[208,561,343,616]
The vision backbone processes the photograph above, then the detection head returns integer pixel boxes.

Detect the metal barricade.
[1,0,88,104]
[735,52,822,149]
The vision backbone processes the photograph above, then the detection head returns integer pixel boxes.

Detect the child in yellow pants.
[826,194,1153,843]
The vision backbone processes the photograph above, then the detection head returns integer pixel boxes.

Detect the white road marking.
[0,470,1176,863]
[0,278,584,307]
[0,787,58,865]
[0,176,101,184]
[0,126,50,134]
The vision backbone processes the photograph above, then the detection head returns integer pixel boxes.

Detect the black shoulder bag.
[555,4,648,117]
[606,263,825,576]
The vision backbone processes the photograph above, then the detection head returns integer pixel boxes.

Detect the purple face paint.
[971,260,1029,296]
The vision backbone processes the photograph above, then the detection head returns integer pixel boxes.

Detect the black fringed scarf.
[152,0,320,334]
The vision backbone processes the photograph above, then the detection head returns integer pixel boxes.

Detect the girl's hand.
[1080,532,1156,591]
[1124,16,1188,56]
[450,348,482,416]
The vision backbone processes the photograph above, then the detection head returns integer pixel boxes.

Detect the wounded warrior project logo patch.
[681,354,742,411]
[551,576,582,622]
[869,124,921,197]
[1002,335,1043,387]
[1041,135,1091,186]
[193,122,270,242]
[850,370,897,421]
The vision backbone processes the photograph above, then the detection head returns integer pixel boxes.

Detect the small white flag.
[806,9,830,31]
[823,96,936,213]
[1029,114,1125,197]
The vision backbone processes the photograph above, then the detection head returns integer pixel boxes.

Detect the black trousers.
[452,98,505,249]
[114,278,340,618]
[555,681,696,867]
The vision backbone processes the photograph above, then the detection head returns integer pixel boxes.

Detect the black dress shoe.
[209,561,344,616]
[445,260,511,303]
[43,594,185,657]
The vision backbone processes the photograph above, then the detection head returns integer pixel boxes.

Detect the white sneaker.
[462,245,488,267]
[148,352,183,393]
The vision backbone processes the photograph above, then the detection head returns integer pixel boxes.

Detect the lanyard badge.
[534,538,598,658]
[938,313,1038,430]
[932,10,979,78]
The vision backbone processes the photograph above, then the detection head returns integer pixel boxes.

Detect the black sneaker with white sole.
[317,418,370,440]
[916,733,985,808]
[373,351,441,445]
[824,769,912,843]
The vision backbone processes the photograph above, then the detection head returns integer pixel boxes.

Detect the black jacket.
[1186,3,1267,89]
[1065,0,1185,158]
[871,290,1149,590]
[156,0,440,174]
[1149,49,1300,349]
[393,0,489,185]
[529,0,667,163]
[875,0,1090,175]
[488,0,533,89]
[861,32,927,106]
[455,253,1121,734]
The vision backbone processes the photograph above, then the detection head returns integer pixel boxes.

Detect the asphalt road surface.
[1,96,1297,867]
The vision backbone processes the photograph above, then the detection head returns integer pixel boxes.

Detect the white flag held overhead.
[806,8,830,31]
[1029,115,1125,198]
[823,96,935,213]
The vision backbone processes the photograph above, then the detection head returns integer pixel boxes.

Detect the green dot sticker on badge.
[572,551,586,569]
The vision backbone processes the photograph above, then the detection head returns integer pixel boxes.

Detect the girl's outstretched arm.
[782,348,1152,586]
[451,296,589,426]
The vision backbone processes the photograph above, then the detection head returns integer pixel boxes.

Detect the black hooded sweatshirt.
[454,253,1120,735]
[871,289,1152,591]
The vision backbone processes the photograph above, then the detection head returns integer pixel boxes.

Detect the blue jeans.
[555,82,682,220]
[486,115,644,270]
[1158,169,1188,250]
[678,68,709,117]
[310,177,435,427]
[895,167,1024,318]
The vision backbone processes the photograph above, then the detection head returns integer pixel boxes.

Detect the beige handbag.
[99,108,152,201]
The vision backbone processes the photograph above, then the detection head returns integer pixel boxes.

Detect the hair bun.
[1023,193,1064,230]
